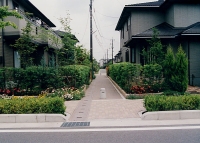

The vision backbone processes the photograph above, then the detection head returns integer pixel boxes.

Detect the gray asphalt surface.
[0,127,199,143]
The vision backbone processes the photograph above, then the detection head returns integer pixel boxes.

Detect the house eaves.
[115,0,165,31]
[54,30,79,42]
[15,0,56,27]
[123,22,184,47]
[181,22,200,35]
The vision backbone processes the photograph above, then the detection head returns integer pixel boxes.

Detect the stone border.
[107,76,128,98]
[0,114,66,123]
[142,110,200,120]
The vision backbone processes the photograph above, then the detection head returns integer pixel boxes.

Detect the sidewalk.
[66,69,145,121]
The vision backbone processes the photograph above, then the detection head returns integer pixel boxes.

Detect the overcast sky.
[29,0,153,61]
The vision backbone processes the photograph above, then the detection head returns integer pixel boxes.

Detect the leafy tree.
[57,14,78,66]
[75,45,90,65]
[11,22,38,68]
[0,6,22,28]
[142,28,165,65]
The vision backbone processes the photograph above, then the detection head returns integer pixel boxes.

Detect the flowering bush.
[41,86,85,100]
[130,84,162,94]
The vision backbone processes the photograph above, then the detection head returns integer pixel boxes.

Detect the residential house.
[115,0,200,86]
[0,0,62,68]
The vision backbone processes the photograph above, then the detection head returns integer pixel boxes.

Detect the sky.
[29,0,153,62]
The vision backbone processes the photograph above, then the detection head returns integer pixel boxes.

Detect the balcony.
[1,9,62,49]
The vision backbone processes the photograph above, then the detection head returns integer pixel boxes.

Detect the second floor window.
[126,49,129,62]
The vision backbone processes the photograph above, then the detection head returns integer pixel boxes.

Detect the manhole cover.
[61,122,90,127]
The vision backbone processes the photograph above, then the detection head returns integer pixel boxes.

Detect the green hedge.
[109,62,142,93]
[59,65,90,88]
[0,97,65,114]
[144,95,200,111]
[1,67,64,92]
[0,65,90,95]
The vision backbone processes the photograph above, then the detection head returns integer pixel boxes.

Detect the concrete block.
[158,111,180,120]
[100,88,106,99]
[0,115,15,123]
[180,110,200,119]
[142,112,158,120]
[45,114,66,122]
[36,114,46,122]
[16,114,37,123]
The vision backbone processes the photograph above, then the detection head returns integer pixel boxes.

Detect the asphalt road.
[0,126,200,143]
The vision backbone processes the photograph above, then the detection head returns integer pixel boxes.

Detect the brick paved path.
[65,69,145,121]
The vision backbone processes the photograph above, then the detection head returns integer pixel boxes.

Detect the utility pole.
[1,0,5,68]
[111,39,114,64]
[90,0,93,81]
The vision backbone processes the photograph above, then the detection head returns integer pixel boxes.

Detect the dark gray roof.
[133,23,185,38]
[54,30,79,42]
[182,22,200,34]
[126,0,165,7]
[15,0,56,27]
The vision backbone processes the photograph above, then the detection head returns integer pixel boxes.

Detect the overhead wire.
[80,11,90,42]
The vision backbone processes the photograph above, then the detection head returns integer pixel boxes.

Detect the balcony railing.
[17,9,62,49]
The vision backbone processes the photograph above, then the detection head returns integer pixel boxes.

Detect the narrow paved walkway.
[66,69,145,121]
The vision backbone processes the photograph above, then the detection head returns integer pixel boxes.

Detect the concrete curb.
[107,76,129,98]
[0,114,67,123]
[142,110,200,120]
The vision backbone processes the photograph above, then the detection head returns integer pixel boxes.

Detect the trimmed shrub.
[109,63,142,93]
[126,94,146,99]
[144,95,200,111]
[142,64,163,92]
[59,65,90,88]
[0,97,65,114]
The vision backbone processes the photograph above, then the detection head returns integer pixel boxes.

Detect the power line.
[81,11,90,42]
[94,10,119,18]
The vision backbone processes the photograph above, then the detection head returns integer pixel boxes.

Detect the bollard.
[100,88,106,99]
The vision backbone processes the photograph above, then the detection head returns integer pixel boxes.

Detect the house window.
[125,49,129,62]
[131,47,135,63]
[140,46,147,65]
[14,51,20,68]
[6,0,8,6]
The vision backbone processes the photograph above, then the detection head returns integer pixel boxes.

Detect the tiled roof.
[126,0,165,7]
[133,23,185,38]
[182,22,200,34]
[54,30,79,42]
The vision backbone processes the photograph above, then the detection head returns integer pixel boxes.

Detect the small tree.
[163,45,188,92]
[163,45,175,89]
[171,45,188,92]
[57,14,78,66]
[142,28,165,65]
[11,22,38,68]
[0,6,22,28]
